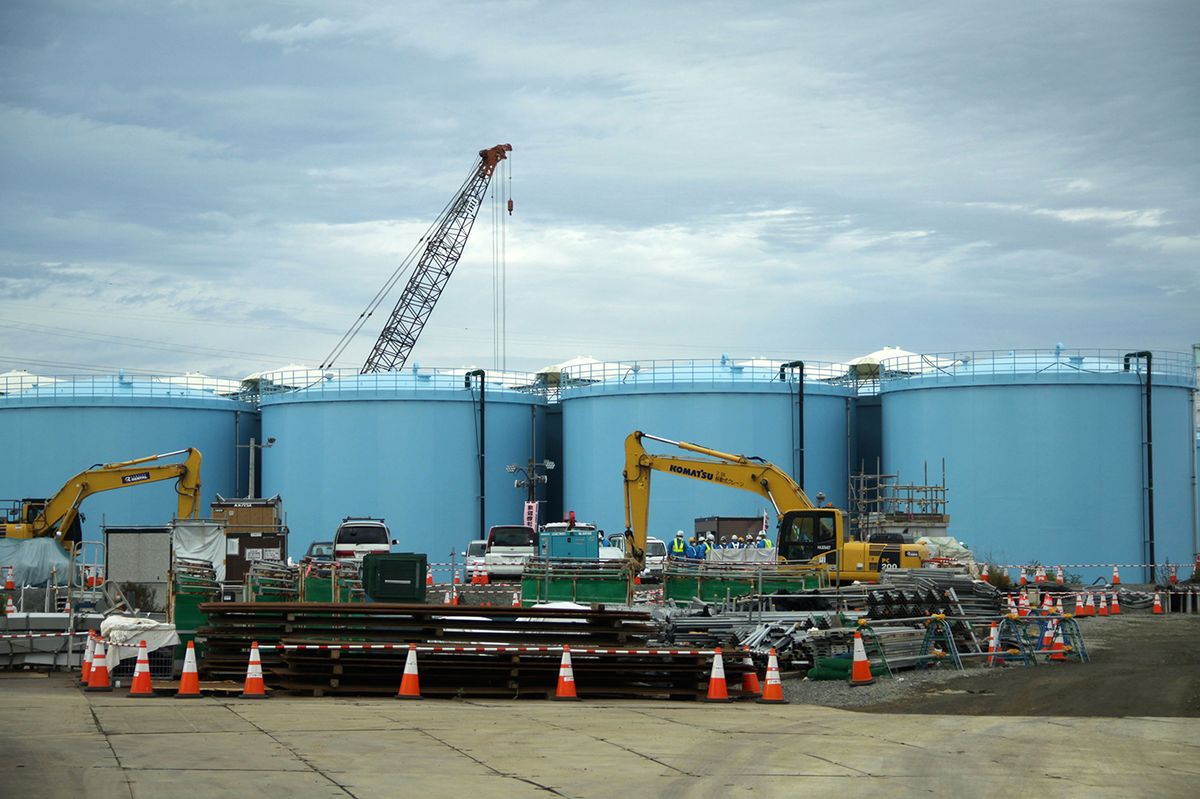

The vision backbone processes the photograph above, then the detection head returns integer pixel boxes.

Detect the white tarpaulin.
[707,548,777,564]
[171,519,226,582]
[99,615,180,663]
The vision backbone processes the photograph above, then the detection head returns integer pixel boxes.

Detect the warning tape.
[0,630,89,640]
[994,563,1176,570]
[259,643,717,656]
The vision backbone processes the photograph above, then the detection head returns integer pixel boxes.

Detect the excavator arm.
[7,448,203,541]
[621,431,818,567]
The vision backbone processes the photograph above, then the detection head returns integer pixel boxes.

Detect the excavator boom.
[621,431,927,582]
[0,448,202,543]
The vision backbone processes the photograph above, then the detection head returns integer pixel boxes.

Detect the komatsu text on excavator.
[0,448,203,545]
[621,431,927,583]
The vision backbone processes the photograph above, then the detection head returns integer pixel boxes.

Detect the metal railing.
[0,370,254,404]
[554,357,857,396]
[878,348,1196,389]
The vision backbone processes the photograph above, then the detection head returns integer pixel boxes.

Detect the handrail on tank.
[877,348,1195,389]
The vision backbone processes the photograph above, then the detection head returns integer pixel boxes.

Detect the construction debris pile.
[663,570,1002,671]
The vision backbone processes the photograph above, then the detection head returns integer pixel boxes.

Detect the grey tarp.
[0,538,71,586]
[170,519,226,582]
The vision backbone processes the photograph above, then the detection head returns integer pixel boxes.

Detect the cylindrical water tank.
[0,372,253,541]
[259,368,546,558]
[880,349,1198,582]
[558,358,854,537]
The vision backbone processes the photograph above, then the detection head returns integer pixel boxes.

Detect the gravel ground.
[780,609,1200,717]
[781,662,980,707]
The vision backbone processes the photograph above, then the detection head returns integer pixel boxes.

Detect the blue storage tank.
[879,349,1198,582]
[558,358,854,537]
[259,368,546,558]
[0,371,255,542]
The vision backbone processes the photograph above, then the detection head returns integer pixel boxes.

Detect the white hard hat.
[676,530,684,537]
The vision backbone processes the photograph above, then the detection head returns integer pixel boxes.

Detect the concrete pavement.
[3,673,1197,798]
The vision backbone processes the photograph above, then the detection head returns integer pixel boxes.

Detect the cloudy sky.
[2,1,1197,378]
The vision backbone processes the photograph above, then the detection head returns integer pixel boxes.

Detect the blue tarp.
[0,538,71,586]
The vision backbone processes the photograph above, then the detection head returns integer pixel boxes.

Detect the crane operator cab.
[776,509,842,565]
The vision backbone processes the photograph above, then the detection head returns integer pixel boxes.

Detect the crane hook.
[507,198,514,216]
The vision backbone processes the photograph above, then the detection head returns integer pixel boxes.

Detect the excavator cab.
[777,509,842,564]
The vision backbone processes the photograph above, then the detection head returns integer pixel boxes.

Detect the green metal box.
[362,553,428,602]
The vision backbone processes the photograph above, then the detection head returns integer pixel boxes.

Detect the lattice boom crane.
[361,143,512,374]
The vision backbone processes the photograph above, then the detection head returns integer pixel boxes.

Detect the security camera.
[266,437,277,445]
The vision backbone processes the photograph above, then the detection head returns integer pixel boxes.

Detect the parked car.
[303,541,334,562]
[483,525,538,578]
[465,539,488,578]
[333,517,395,561]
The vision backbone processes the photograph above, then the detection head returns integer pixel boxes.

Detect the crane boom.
[361,144,512,374]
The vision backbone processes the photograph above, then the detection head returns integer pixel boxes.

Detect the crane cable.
[319,160,481,370]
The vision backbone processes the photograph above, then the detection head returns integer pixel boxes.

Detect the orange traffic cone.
[1006,594,1018,616]
[1049,623,1067,662]
[1111,565,1120,586]
[395,644,423,700]
[3,596,16,616]
[3,565,13,590]
[1041,591,1054,611]
[86,638,113,692]
[1018,567,1027,586]
[553,645,580,701]
[80,632,95,686]
[1082,593,1095,617]
[1055,594,1065,616]
[703,647,732,702]
[1097,593,1109,617]
[511,590,521,607]
[1152,592,1163,615]
[239,641,268,699]
[1109,592,1121,616]
[128,640,155,698]
[426,567,433,587]
[980,562,989,580]
[453,570,462,586]
[478,570,489,586]
[849,631,875,686]
[1169,564,1177,585]
[1055,565,1064,585]
[176,641,201,698]
[756,648,788,704]
[985,621,1000,666]
[1039,620,1055,654]
[1035,565,1046,583]
[739,648,761,695]
[1017,591,1030,618]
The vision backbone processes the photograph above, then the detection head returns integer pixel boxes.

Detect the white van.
[483,525,538,578]
[333,517,394,561]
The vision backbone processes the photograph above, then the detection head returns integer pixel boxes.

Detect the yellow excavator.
[0,448,203,545]
[621,431,928,583]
